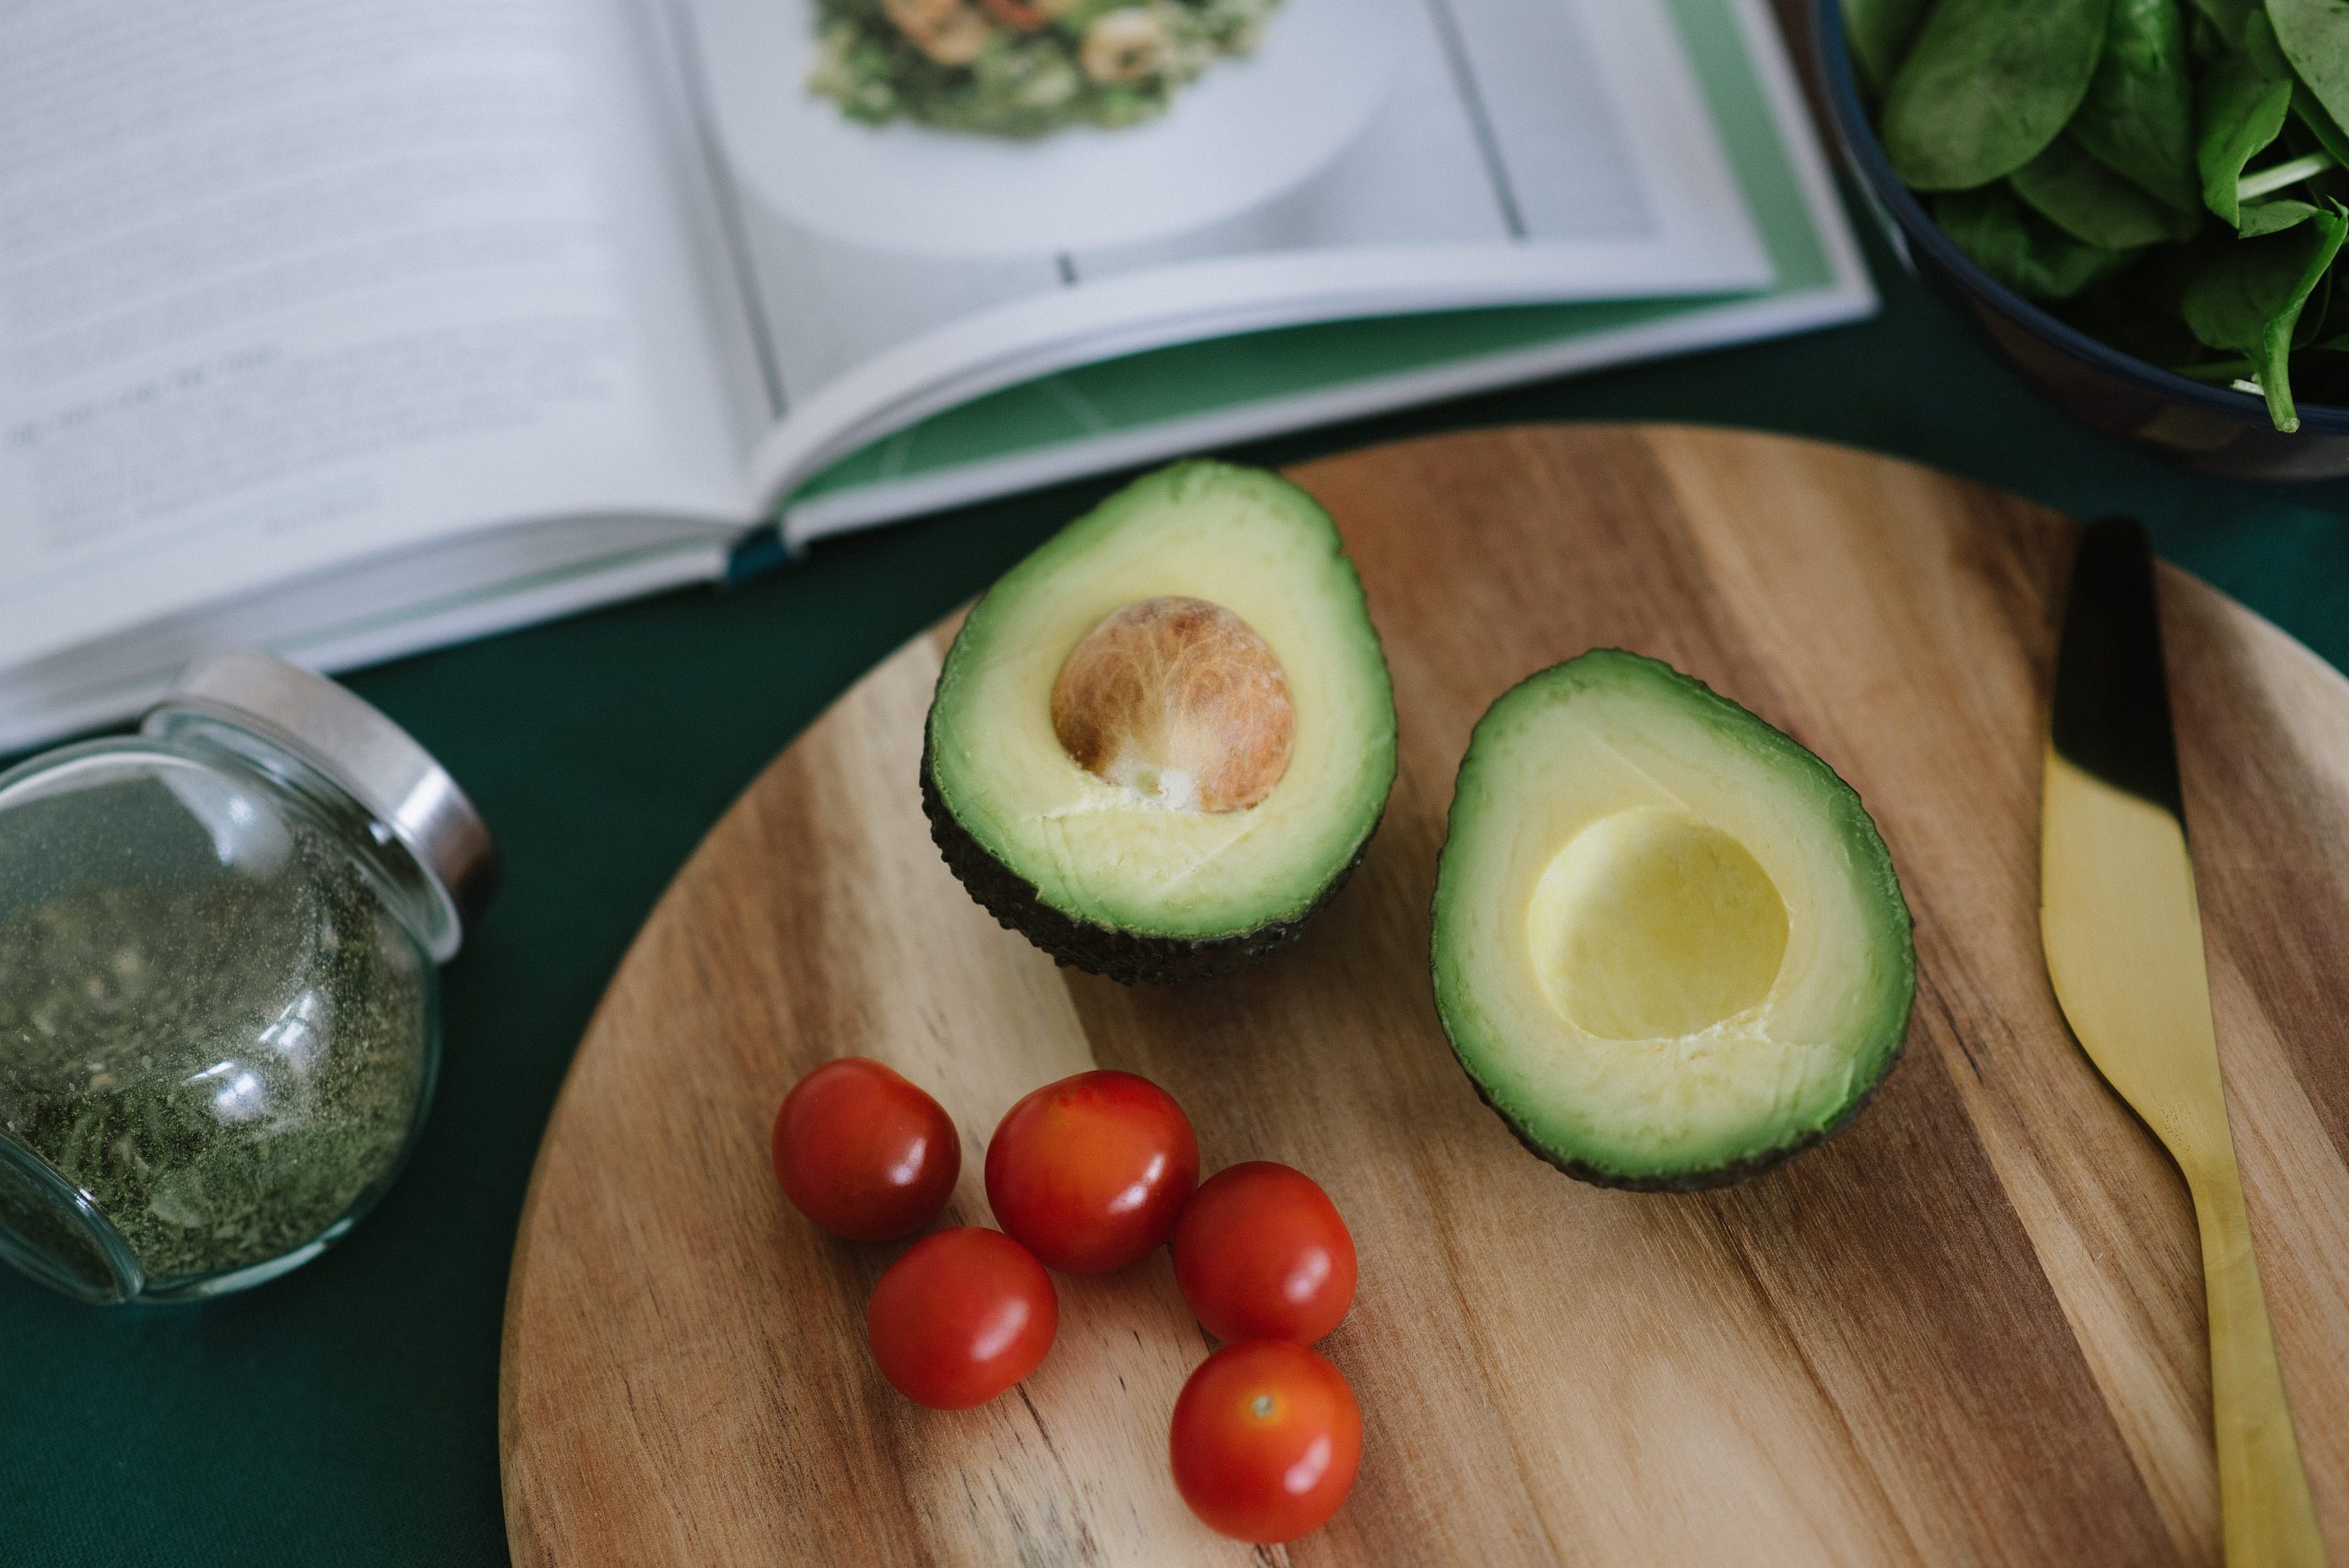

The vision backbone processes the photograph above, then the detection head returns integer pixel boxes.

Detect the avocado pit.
[1050,595,1295,814]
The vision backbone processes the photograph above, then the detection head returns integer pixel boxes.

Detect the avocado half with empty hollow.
[1431,651,1914,1189]
[922,461,1397,984]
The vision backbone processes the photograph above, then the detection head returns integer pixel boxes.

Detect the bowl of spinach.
[1818,0,2349,479]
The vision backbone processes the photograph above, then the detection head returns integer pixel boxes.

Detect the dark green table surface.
[6,207,2346,1568]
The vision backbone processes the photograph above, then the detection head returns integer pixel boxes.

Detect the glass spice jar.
[0,652,496,1303]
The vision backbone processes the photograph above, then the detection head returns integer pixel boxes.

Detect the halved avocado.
[923,461,1397,984]
[1431,651,1914,1189]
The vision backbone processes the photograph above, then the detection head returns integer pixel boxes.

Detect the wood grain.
[501,427,2349,1567]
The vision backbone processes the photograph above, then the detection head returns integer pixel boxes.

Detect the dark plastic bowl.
[1812,0,2349,481]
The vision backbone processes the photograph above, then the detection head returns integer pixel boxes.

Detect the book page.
[781,0,1869,542]
[0,0,751,674]
[666,0,1770,497]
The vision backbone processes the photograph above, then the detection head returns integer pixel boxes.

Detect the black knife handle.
[2050,518,2186,819]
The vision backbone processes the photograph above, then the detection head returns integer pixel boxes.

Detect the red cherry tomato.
[1169,1340,1363,1544]
[771,1058,961,1241]
[865,1227,1057,1409]
[985,1069,1198,1273]
[1173,1162,1356,1344]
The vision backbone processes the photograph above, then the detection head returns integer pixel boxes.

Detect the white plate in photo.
[693,0,1401,258]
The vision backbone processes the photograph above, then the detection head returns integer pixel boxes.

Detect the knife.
[2041,519,2326,1567]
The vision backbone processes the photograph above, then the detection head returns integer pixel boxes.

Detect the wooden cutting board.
[500,426,2349,1568]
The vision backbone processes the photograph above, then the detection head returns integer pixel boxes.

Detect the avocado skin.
[920,738,1375,985]
[1431,649,1916,1191]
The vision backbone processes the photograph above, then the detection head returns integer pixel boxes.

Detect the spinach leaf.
[2299,247,2338,338]
[2178,201,2348,427]
[2296,80,2349,162]
[1843,0,1932,91]
[2074,0,2202,210]
[2188,0,2260,44]
[1936,185,2143,297]
[2310,244,2349,331]
[2243,7,2298,74]
[2199,55,2298,221]
[2014,135,2205,242]
[2267,0,2349,132]
[2237,195,2327,228]
[1884,0,2113,189]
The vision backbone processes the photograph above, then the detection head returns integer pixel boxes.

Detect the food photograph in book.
[680,0,1764,406]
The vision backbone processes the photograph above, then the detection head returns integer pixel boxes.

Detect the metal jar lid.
[145,651,498,962]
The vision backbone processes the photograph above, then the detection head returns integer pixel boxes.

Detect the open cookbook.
[0,0,1869,749]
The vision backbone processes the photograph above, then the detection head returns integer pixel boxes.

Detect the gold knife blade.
[2041,518,2325,1568]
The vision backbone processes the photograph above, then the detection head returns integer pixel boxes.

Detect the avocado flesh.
[925,461,1397,981]
[1431,651,1914,1188]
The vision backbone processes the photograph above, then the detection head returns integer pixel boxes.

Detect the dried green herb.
[0,825,427,1286]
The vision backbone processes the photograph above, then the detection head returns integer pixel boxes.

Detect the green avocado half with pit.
[922,461,1397,984]
[1431,651,1914,1189]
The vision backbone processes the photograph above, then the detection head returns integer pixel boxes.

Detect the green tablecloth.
[5,212,2345,1568]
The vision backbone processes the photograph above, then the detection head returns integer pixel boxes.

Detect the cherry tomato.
[985,1070,1198,1273]
[771,1058,960,1241]
[1173,1162,1356,1344]
[1169,1340,1363,1543]
[865,1227,1057,1409]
